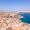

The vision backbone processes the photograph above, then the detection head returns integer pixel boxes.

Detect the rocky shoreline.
[0,12,30,30]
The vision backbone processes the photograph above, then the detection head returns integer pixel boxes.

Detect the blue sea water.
[19,13,30,24]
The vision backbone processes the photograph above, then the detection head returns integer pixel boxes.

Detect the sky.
[0,0,30,11]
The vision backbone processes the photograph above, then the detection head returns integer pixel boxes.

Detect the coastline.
[0,12,30,30]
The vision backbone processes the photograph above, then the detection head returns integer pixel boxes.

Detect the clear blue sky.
[0,0,30,11]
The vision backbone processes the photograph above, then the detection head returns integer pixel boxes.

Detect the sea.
[18,13,30,24]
